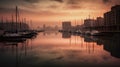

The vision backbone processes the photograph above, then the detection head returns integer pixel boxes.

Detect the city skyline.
[0,1,120,67]
[0,0,120,27]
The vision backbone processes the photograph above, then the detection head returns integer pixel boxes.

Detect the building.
[111,5,120,25]
[62,21,71,31]
[83,17,104,31]
[96,17,104,27]
[104,5,120,31]
[84,19,95,31]
[84,19,95,27]
[93,17,104,31]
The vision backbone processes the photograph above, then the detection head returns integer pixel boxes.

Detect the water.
[0,31,120,67]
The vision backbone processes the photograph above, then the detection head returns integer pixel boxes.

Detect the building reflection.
[61,32,95,53]
[43,31,59,36]
[103,34,120,58]
[62,32,71,38]
[57,31,112,56]
[82,34,120,58]
[58,32,120,58]
[81,35,95,54]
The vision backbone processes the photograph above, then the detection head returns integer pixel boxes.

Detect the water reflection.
[100,34,120,58]
[81,34,120,58]
[0,32,120,67]
[62,32,71,38]
[0,38,33,67]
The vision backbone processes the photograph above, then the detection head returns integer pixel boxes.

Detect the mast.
[24,18,26,31]
[0,17,3,30]
[30,20,33,31]
[1,16,3,27]
[1,16,3,23]
[11,14,14,32]
[15,6,18,33]
[88,15,92,32]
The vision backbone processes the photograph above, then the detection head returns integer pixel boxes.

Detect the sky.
[0,0,120,27]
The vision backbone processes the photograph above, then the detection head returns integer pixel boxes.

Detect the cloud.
[36,10,68,16]
[0,7,14,13]
[1,0,120,16]
[66,5,82,9]
[23,0,40,3]
[102,0,111,3]
[49,5,60,9]
[0,7,5,10]
[51,0,63,3]
[67,0,80,5]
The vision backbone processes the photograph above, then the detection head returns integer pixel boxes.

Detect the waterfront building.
[62,21,71,32]
[104,5,120,32]
[84,19,95,31]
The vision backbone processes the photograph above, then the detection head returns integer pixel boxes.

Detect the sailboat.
[0,6,25,42]
[20,20,38,38]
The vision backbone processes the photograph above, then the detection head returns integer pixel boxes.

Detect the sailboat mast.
[11,14,14,32]
[16,6,18,24]
[1,17,4,30]
[30,20,33,30]
[16,6,18,33]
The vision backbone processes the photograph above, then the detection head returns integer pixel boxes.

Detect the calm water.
[0,31,120,67]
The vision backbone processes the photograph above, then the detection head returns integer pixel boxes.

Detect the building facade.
[104,5,120,32]
[62,21,71,32]
[84,19,95,31]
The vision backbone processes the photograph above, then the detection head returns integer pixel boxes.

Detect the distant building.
[83,17,104,31]
[62,21,71,31]
[84,19,95,28]
[43,24,46,30]
[84,19,95,31]
[96,17,104,27]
